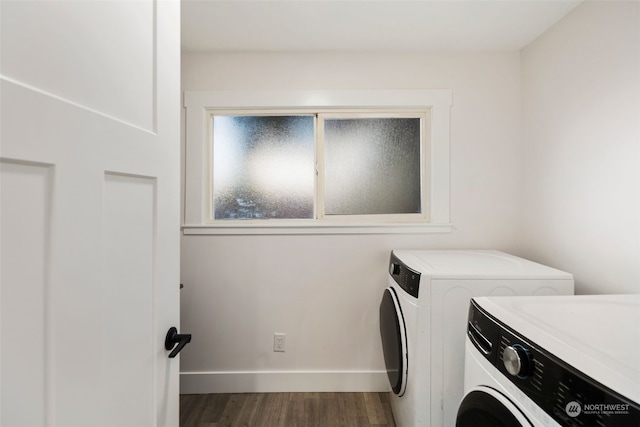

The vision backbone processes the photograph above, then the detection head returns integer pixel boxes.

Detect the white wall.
[521,1,640,295]
[180,52,523,392]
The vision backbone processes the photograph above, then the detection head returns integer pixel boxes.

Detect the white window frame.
[183,90,453,235]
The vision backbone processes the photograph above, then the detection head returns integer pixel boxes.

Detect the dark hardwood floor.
[180,392,396,427]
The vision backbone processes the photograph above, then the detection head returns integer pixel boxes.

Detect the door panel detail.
[0,160,53,427]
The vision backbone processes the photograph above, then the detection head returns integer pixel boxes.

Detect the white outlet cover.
[274,333,285,352]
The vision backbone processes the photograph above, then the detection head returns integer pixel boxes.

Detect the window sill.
[182,222,454,236]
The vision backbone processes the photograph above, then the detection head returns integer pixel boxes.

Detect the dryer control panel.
[389,251,421,298]
[468,299,640,427]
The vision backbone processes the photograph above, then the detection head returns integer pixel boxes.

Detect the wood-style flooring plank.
[363,393,388,425]
[378,393,395,427]
[283,392,305,427]
[252,392,287,427]
[180,392,396,427]
[217,393,248,426]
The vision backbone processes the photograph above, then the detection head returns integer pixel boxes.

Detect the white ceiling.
[181,0,583,53]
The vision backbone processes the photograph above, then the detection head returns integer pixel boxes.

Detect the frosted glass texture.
[324,118,421,215]
[212,116,315,219]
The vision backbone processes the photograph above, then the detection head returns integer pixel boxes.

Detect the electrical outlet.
[273,333,286,352]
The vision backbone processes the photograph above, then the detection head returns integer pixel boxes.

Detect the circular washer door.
[379,286,408,396]
[456,386,533,427]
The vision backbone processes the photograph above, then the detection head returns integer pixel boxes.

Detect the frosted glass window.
[212,115,315,220]
[323,118,421,215]
[187,89,453,232]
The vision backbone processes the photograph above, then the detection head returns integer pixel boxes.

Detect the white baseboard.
[180,370,391,394]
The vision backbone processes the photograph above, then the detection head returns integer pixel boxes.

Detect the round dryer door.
[456,386,533,427]
[379,287,407,396]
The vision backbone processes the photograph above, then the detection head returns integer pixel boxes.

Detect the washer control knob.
[503,344,532,378]
[390,263,401,275]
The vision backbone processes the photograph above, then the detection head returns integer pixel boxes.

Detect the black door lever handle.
[165,327,191,358]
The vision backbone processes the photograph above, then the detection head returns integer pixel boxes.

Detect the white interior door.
[0,1,181,426]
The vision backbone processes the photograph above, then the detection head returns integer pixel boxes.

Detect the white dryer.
[378,250,574,427]
[458,294,640,426]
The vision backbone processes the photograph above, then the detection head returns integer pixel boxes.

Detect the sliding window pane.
[212,115,315,219]
[323,118,421,215]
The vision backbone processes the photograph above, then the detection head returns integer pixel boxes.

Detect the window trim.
[183,90,453,235]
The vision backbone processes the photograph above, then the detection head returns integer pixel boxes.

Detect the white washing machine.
[458,294,640,426]
[378,250,574,427]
